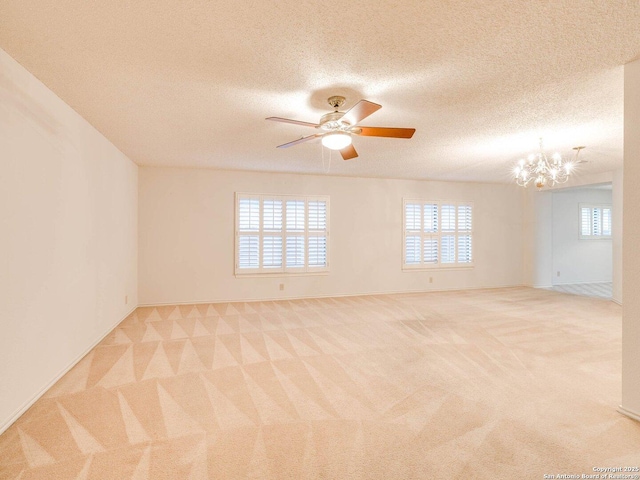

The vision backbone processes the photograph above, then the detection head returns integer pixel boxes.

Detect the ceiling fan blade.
[276,133,323,148]
[266,117,319,128]
[341,100,382,126]
[357,126,416,138]
[340,144,358,160]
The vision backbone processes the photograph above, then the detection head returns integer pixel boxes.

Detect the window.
[403,199,473,269]
[236,194,329,274]
[580,204,612,239]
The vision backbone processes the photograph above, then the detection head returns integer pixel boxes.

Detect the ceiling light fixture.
[321,131,352,150]
[513,138,585,189]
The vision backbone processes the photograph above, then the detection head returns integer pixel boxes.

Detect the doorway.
[550,183,613,299]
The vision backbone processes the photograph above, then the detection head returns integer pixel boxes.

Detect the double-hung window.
[580,204,612,239]
[236,194,329,274]
[403,199,473,269]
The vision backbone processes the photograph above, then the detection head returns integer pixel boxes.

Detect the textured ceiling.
[1,1,639,182]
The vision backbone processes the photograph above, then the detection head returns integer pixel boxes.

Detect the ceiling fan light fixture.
[321,132,352,150]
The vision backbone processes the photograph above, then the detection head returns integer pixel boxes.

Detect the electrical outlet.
[279,283,284,291]
[429,277,433,283]
[557,271,561,277]
[125,295,128,304]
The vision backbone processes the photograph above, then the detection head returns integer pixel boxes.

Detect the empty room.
[2,1,640,478]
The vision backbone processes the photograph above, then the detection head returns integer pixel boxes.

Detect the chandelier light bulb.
[321,132,352,150]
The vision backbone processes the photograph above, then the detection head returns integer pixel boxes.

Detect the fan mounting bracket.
[327,95,346,110]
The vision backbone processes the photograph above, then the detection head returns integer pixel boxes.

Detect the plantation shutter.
[457,205,472,263]
[441,205,456,232]
[592,207,602,236]
[262,199,283,269]
[441,235,455,263]
[285,200,306,269]
[406,236,421,264]
[423,203,439,264]
[403,200,473,268]
[440,204,456,264]
[236,194,330,274]
[581,207,592,236]
[580,205,612,239]
[286,236,305,268]
[237,196,260,271]
[308,200,328,269]
[423,237,439,264]
[405,203,422,264]
[602,208,612,236]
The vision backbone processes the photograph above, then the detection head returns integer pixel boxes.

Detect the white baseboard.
[0,305,138,436]
[138,283,527,307]
[551,280,612,286]
[618,405,640,423]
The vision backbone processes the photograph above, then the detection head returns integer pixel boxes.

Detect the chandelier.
[513,138,585,189]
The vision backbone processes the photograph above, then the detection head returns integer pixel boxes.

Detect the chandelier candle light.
[514,138,585,189]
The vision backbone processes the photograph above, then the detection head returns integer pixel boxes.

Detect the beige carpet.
[0,287,638,479]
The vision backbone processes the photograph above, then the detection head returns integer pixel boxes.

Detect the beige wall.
[622,59,640,420]
[522,188,553,287]
[139,167,524,305]
[612,169,623,304]
[0,49,138,432]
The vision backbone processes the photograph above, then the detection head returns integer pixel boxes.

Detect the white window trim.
[579,203,612,240]
[402,199,474,271]
[235,193,330,276]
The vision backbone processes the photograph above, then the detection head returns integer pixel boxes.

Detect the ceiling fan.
[266,96,416,160]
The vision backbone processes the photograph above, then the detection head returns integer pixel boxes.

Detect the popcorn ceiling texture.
[1,1,639,181]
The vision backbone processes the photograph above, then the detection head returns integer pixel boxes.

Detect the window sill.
[579,236,612,240]
[235,271,330,278]
[402,265,475,272]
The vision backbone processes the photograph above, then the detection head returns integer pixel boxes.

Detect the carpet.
[0,287,638,479]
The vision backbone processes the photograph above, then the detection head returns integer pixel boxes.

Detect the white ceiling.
[1,1,639,182]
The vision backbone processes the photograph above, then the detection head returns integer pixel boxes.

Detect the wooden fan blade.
[266,117,319,128]
[341,100,382,126]
[276,133,323,148]
[340,144,358,160]
[357,126,416,138]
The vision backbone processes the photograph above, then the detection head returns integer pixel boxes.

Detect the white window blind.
[580,204,612,239]
[236,194,329,274]
[457,205,472,264]
[403,200,473,269]
[405,236,421,265]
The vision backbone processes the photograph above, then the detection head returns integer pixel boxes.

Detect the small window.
[580,204,612,239]
[403,200,473,269]
[236,194,329,274]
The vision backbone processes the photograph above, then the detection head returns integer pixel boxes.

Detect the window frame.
[579,203,612,240]
[402,199,474,271]
[235,193,330,276]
